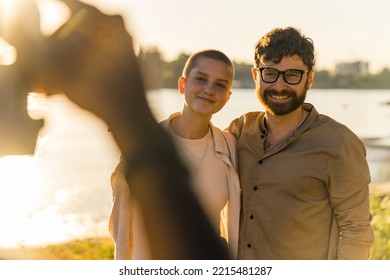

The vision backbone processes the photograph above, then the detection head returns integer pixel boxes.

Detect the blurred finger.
[0,0,42,48]
[55,0,125,41]
[58,0,100,16]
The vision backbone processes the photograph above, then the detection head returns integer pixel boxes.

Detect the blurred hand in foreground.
[2,0,229,259]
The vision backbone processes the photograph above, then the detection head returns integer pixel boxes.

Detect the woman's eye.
[196,77,206,82]
[216,83,226,89]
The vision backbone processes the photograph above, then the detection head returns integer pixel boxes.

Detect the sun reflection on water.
[0,94,120,248]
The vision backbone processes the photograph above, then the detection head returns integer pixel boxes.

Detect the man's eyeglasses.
[254,67,309,85]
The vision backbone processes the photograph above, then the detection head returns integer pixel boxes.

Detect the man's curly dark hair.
[254,27,316,71]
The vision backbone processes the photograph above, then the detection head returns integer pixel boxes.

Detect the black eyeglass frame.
[254,67,309,85]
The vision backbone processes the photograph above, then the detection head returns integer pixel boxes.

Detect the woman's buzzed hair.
[182,49,235,79]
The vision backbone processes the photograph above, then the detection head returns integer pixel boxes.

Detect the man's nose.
[272,73,288,90]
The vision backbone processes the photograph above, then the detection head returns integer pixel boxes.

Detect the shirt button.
[253,186,258,191]
[247,243,252,248]
[258,160,263,165]
[250,214,254,219]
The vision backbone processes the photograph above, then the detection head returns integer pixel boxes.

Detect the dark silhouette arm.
[2,0,229,259]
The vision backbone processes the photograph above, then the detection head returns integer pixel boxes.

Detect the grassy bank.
[1,237,115,260]
[42,237,115,260]
[370,192,390,260]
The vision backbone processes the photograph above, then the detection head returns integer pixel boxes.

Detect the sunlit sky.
[87,0,390,73]
[1,0,390,73]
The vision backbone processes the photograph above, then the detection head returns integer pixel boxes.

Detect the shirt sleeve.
[108,159,134,259]
[327,135,375,259]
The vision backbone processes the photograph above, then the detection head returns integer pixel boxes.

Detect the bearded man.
[228,27,374,260]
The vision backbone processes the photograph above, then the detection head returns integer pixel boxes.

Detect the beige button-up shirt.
[229,103,374,259]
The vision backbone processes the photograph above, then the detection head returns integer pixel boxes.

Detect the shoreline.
[0,247,56,260]
[0,237,114,260]
[370,181,390,194]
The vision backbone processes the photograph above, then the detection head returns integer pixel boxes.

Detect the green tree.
[162,53,189,88]
[138,47,165,90]
[375,68,390,89]
[233,62,253,88]
[311,70,336,88]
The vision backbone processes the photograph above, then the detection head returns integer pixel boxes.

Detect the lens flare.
[36,0,70,35]
[0,0,69,65]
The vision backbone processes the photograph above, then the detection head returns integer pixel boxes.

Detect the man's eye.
[286,72,300,78]
[264,71,277,77]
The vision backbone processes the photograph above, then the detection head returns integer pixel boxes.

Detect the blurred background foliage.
[138,47,390,91]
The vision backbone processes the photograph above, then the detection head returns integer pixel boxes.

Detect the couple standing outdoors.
[109,27,374,260]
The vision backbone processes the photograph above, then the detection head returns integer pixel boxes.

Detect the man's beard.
[256,87,307,116]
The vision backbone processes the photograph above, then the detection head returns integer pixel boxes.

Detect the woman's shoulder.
[159,112,181,128]
[209,123,237,157]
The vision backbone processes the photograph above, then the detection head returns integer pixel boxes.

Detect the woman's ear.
[226,91,232,102]
[178,76,186,94]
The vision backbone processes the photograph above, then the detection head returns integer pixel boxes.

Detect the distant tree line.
[138,46,254,90]
[314,68,390,89]
[138,47,390,90]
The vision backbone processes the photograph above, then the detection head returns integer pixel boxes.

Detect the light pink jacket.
[109,113,241,259]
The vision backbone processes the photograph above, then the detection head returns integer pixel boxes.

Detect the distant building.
[334,61,369,87]
[335,61,369,77]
